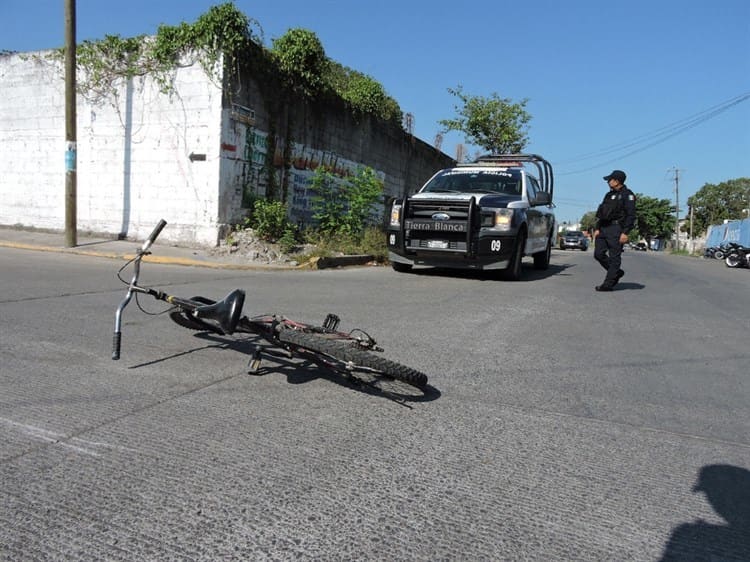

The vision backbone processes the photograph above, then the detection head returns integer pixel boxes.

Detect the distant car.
[559,230,588,251]
[631,242,648,251]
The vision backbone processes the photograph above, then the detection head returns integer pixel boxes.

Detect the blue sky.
[3,0,748,223]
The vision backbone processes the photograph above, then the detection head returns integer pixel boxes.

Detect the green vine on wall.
[270,28,328,99]
[44,2,402,125]
[46,2,260,100]
[32,2,405,204]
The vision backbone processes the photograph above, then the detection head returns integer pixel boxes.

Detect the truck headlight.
[494,209,513,229]
[482,209,513,231]
[390,203,402,227]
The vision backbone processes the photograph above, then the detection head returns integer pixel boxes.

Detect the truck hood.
[411,191,523,208]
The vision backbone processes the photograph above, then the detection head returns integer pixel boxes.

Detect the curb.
[0,240,378,271]
[0,240,297,270]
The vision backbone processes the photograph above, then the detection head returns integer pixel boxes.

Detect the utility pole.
[456,144,465,163]
[675,168,679,249]
[64,0,77,247]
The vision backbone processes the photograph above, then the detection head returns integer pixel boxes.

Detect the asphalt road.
[1,247,749,561]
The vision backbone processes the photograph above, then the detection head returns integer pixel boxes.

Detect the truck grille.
[403,198,474,255]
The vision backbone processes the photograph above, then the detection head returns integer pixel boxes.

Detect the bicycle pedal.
[323,313,340,332]
[247,352,263,374]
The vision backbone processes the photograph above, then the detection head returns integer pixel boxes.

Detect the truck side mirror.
[532,192,551,206]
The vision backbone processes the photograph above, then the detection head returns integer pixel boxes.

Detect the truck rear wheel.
[533,237,552,270]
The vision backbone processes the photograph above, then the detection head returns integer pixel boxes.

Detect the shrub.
[309,165,384,239]
[246,199,292,242]
[277,227,298,254]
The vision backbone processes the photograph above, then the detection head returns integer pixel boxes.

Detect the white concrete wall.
[0,51,224,246]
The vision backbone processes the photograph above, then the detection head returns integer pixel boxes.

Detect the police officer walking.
[593,170,636,291]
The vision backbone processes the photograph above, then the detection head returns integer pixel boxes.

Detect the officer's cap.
[603,170,626,183]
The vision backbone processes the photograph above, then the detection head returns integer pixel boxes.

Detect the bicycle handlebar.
[141,219,167,253]
[112,219,167,360]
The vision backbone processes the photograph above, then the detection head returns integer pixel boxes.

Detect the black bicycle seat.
[194,289,245,334]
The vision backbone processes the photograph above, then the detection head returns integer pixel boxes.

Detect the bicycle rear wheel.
[277,328,428,389]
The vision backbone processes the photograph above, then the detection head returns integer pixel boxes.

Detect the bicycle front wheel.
[168,297,223,333]
[277,328,428,389]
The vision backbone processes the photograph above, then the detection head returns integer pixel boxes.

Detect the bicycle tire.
[168,297,223,333]
[277,328,428,389]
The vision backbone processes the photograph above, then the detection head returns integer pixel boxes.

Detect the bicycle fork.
[112,255,144,360]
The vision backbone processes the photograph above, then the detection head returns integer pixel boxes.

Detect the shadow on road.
[659,464,750,561]
[610,282,645,291]
[128,331,441,407]
[399,262,573,282]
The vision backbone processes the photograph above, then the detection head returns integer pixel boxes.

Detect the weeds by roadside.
[295,226,388,264]
[229,165,388,265]
[219,197,388,266]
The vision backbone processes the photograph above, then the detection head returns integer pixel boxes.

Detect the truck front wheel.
[504,232,526,281]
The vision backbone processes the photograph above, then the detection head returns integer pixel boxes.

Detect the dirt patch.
[207,229,382,269]
[206,229,316,266]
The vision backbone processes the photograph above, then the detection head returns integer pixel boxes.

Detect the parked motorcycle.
[713,242,734,260]
[704,246,722,259]
[723,243,750,268]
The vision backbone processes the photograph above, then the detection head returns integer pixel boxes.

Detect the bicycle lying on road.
[112,220,429,397]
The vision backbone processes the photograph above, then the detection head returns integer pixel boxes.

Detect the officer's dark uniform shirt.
[595,185,636,233]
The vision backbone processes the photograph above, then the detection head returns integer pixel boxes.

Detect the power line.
[554,197,595,208]
[557,92,749,164]
[555,91,750,176]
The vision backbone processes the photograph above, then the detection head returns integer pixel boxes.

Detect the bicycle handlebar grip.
[148,219,167,243]
[112,332,122,360]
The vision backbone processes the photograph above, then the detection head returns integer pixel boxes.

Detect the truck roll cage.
[460,154,554,199]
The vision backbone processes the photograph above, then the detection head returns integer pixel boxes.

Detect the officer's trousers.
[594,224,623,287]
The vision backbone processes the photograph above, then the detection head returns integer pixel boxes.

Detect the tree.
[439,86,531,156]
[580,211,597,233]
[686,178,750,235]
[633,194,674,242]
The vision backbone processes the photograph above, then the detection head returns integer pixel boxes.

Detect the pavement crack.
[0,371,244,465]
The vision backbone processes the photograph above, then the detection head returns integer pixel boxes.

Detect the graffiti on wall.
[222,114,385,226]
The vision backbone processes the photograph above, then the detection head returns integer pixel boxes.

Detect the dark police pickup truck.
[386,154,556,280]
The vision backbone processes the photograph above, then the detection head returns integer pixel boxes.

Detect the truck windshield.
[422,169,522,195]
